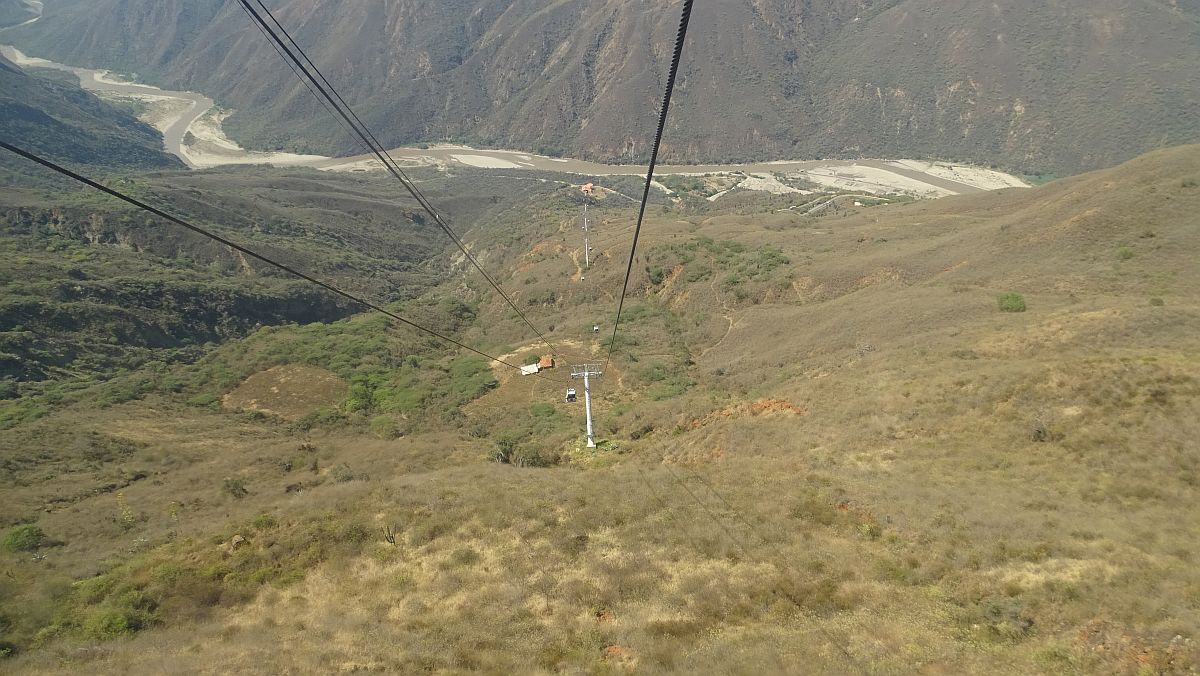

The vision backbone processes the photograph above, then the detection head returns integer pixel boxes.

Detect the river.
[0,42,1028,196]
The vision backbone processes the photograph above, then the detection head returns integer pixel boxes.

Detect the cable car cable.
[237,0,562,361]
[0,140,568,384]
[237,2,373,161]
[602,0,694,373]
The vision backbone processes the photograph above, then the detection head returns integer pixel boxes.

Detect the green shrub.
[222,478,249,499]
[1149,297,1165,307]
[998,293,1027,313]
[790,496,840,526]
[685,265,713,282]
[446,356,497,403]
[747,245,790,275]
[491,434,557,467]
[1116,246,1134,261]
[2,525,45,552]
[638,363,669,383]
[81,607,141,639]
[370,415,402,439]
[492,434,520,464]
[186,393,220,408]
[295,408,344,431]
[331,464,357,483]
[511,448,558,468]
[72,575,118,605]
[526,289,557,306]
[967,595,1035,641]
[340,522,373,544]
[721,273,746,289]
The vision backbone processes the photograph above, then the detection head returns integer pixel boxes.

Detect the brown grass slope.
[4,0,1199,173]
[2,146,1199,673]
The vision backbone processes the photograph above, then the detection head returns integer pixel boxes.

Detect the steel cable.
[238,0,562,360]
[602,0,695,373]
[0,140,568,383]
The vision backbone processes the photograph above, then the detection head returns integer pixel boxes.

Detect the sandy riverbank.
[0,44,1031,199]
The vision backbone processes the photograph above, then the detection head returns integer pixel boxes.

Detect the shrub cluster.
[2,525,45,552]
[998,293,1027,313]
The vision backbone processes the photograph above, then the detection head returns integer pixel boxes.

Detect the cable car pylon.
[581,183,593,275]
[571,363,603,448]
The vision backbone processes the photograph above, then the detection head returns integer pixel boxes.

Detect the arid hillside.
[3,0,1198,174]
[1,144,1197,673]
[0,54,181,169]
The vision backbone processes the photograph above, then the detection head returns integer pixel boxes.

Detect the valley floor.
[0,44,1029,199]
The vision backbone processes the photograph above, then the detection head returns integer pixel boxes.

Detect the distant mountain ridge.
[3,0,1199,175]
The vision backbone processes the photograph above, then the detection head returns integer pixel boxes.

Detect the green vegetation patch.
[645,237,791,303]
[348,354,496,418]
[998,293,1027,313]
[2,525,45,552]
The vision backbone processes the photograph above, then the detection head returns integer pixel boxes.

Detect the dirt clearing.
[222,364,348,420]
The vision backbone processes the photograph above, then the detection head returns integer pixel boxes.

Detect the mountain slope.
[0,55,183,169]
[4,0,1199,174]
[0,3,33,29]
[0,164,500,397]
[1,144,1198,673]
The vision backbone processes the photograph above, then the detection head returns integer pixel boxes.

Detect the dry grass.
[3,146,1200,673]
[221,365,348,421]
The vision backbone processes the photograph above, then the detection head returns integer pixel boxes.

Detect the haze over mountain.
[0,0,37,29]
[3,0,1198,175]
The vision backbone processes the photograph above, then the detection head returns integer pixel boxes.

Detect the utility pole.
[571,364,603,448]
[581,183,594,272]
[582,199,590,269]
